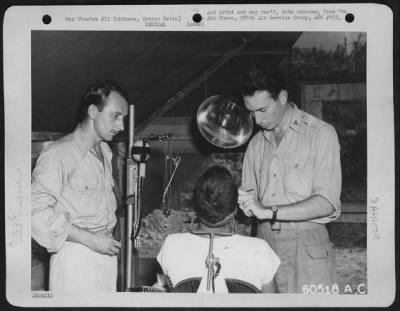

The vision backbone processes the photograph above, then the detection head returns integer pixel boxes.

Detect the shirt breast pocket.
[70,173,99,192]
[67,169,100,217]
[283,156,313,197]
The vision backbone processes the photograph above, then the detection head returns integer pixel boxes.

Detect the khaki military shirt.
[241,103,342,223]
[31,128,117,252]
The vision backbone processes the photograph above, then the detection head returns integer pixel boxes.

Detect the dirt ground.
[335,247,367,294]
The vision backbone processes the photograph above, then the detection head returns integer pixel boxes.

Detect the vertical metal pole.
[125,105,136,290]
[129,105,135,159]
[206,233,215,291]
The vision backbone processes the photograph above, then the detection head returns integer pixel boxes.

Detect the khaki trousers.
[257,221,336,293]
[49,241,118,292]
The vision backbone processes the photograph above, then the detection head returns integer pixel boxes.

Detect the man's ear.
[88,104,98,120]
[278,90,288,105]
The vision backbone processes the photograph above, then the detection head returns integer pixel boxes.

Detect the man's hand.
[238,188,271,220]
[88,231,121,256]
[67,225,121,256]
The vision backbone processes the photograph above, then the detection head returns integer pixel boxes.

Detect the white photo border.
[4,3,395,307]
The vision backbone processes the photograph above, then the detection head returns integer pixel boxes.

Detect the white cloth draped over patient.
[157,233,280,293]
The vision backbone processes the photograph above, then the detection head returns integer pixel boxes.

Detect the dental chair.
[172,277,260,293]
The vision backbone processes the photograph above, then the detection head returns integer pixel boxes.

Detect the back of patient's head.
[193,166,238,225]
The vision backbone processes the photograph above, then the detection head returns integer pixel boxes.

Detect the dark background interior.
[31,31,301,133]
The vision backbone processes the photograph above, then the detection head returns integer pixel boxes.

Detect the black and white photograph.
[4,4,395,308]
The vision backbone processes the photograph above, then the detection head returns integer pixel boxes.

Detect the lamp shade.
[197,95,254,149]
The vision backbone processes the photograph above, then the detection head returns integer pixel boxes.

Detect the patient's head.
[193,166,238,226]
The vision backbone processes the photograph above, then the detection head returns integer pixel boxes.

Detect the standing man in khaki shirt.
[31,81,128,292]
[238,66,342,293]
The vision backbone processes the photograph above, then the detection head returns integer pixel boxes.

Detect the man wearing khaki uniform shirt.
[238,66,341,293]
[31,81,128,292]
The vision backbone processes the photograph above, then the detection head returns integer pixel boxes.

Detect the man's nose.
[117,119,124,131]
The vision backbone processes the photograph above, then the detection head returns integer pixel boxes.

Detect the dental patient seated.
[156,166,280,293]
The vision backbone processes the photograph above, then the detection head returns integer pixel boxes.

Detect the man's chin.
[104,135,114,141]
[258,124,273,131]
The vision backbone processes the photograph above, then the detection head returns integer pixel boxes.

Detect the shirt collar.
[261,102,304,142]
[72,126,112,160]
[288,102,305,134]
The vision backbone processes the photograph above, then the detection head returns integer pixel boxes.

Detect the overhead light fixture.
[197,95,253,149]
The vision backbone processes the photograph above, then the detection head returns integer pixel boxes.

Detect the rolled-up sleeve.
[312,125,342,222]
[31,147,72,253]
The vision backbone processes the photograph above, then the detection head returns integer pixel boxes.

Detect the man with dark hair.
[31,80,128,292]
[76,80,128,124]
[157,166,280,293]
[192,165,238,225]
[238,65,342,293]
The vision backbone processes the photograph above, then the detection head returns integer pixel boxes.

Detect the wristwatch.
[271,205,278,224]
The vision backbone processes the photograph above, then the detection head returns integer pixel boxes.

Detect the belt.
[259,220,324,231]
